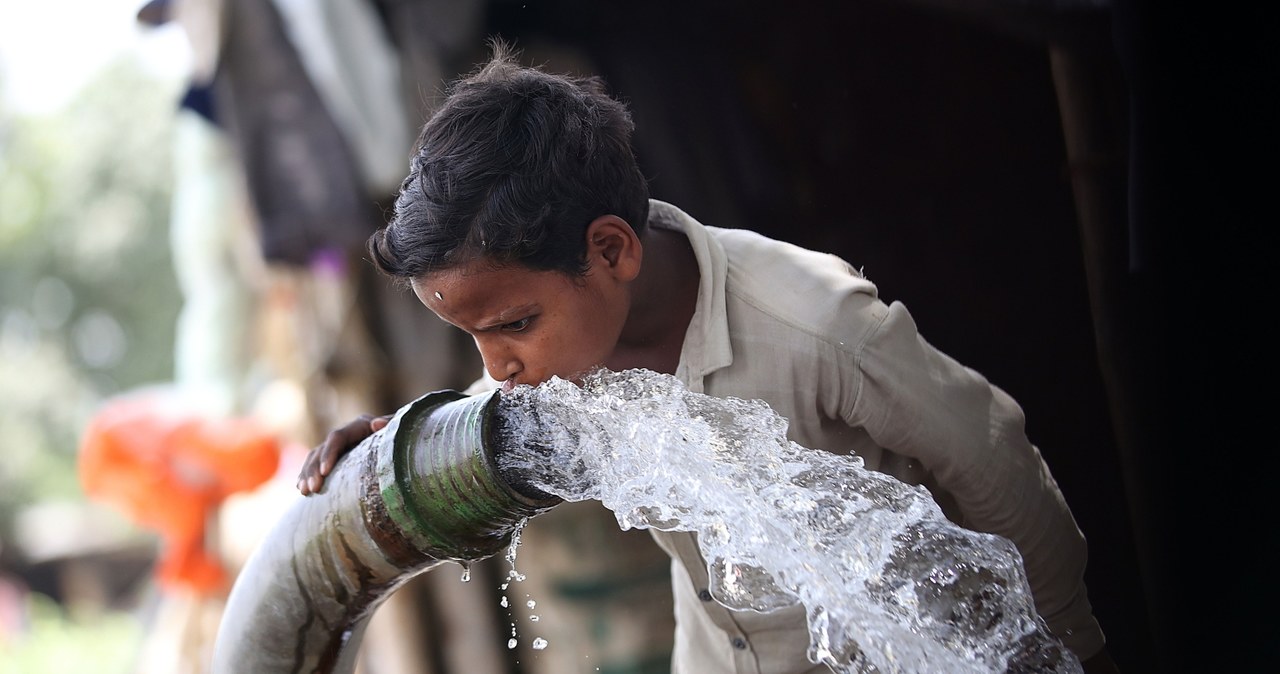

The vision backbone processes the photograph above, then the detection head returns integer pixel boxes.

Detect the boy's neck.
[608,228,700,375]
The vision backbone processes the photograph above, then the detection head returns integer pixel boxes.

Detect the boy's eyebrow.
[476,303,539,331]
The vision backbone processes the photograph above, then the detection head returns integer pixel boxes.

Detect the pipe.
[210,389,561,674]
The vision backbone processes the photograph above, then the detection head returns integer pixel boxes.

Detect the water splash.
[496,369,1081,674]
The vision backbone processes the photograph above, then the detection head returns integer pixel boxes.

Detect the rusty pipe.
[210,389,560,673]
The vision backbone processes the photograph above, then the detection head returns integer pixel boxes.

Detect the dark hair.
[368,42,650,283]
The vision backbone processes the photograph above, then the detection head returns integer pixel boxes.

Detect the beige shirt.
[642,200,1104,673]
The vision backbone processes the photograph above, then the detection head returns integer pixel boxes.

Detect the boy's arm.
[840,299,1106,661]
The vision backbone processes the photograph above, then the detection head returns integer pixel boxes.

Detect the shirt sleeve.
[841,299,1105,659]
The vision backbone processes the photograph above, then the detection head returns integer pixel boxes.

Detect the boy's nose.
[481,346,520,384]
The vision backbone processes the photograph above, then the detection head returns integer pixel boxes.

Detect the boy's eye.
[502,317,532,332]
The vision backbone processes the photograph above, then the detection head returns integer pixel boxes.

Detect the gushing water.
[496,369,1082,674]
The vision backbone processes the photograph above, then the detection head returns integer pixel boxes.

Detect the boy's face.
[411,256,632,391]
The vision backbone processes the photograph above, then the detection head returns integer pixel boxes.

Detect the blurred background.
[0,1,1266,673]
[1,1,192,672]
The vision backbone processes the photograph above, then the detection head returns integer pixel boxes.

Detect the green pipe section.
[210,389,560,674]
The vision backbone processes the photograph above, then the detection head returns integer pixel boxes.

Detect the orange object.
[78,391,282,595]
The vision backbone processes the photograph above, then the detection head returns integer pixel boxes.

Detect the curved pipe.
[211,390,560,674]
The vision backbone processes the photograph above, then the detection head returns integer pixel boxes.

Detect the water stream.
[494,369,1082,674]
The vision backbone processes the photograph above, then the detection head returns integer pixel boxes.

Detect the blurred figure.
[78,388,282,672]
[167,80,262,419]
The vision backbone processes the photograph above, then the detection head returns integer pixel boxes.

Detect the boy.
[297,45,1118,673]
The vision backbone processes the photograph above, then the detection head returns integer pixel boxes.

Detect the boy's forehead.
[411,263,547,312]
[415,261,520,293]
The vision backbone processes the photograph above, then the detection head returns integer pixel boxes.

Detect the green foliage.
[0,53,183,541]
[0,30,220,674]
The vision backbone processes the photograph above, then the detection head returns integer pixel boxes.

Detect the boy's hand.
[296,414,391,495]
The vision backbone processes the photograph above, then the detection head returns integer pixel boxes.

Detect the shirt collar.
[646,199,733,391]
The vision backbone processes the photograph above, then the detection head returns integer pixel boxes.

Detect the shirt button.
[698,589,713,602]
[732,637,748,650]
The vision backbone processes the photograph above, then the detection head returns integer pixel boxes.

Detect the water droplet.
[460,565,471,582]
[526,600,536,609]
[532,638,548,650]
[507,638,518,650]
[500,596,509,608]
[529,615,539,622]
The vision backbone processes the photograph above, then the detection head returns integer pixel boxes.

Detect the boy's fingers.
[318,414,386,475]
[297,453,316,493]
[297,413,389,494]
[320,442,341,475]
[298,438,328,495]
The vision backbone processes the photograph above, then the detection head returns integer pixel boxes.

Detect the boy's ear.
[585,215,642,282]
